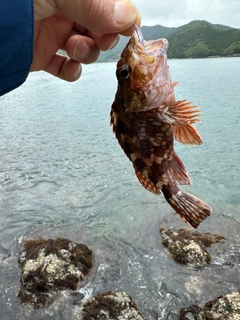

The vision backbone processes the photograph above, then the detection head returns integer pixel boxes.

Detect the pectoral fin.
[174,123,202,145]
[159,100,201,125]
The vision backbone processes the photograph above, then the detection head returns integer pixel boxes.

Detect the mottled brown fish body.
[110,25,212,228]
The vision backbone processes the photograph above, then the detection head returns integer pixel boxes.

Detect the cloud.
[134,0,240,28]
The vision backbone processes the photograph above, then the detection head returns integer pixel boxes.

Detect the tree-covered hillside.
[167,20,240,58]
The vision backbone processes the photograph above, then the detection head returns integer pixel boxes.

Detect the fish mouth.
[132,24,168,75]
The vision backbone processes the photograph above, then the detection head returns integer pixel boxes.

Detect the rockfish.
[110,25,212,228]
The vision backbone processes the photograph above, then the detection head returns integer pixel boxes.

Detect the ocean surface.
[0,58,240,319]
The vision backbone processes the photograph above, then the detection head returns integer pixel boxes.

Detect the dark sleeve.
[0,0,34,96]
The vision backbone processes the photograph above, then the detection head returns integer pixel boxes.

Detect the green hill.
[140,24,176,40]
[167,20,240,58]
[98,20,240,61]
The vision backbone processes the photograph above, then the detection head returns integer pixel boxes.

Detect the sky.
[133,0,240,29]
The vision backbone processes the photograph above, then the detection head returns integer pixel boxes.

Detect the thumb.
[56,0,141,34]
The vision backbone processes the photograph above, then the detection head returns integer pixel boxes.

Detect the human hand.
[31,0,141,81]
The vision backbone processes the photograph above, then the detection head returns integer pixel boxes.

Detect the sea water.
[0,58,239,319]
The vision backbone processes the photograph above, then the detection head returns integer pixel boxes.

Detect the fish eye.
[118,64,131,81]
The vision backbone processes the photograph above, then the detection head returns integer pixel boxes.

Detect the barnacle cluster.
[160,227,225,267]
[178,291,240,320]
[76,291,144,320]
[18,238,92,308]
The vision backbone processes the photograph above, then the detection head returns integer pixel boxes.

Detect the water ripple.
[0,60,240,318]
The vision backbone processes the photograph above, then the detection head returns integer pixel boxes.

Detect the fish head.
[116,24,173,112]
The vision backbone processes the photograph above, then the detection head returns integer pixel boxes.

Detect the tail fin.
[162,185,212,228]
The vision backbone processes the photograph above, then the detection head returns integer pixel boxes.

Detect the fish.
[110,24,212,228]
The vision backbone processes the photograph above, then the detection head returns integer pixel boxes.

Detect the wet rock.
[178,304,205,320]
[160,228,225,268]
[204,291,240,319]
[73,291,144,320]
[178,291,240,320]
[18,237,92,308]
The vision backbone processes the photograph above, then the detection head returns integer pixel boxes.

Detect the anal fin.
[170,152,192,185]
[174,123,202,145]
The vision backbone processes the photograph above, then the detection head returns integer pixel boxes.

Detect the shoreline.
[97,54,240,63]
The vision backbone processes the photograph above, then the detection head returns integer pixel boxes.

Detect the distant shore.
[97,54,240,63]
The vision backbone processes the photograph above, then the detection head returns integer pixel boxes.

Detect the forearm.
[0,0,34,96]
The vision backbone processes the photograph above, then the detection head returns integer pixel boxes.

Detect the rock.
[178,291,240,320]
[178,304,205,320]
[18,238,92,308]
[160,228,225,268]
[73,291,144,320]
[204,292,240,320]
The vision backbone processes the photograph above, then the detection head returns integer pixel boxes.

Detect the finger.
[44,54,82,81]
[120,13,141,36]
[86,31,120,51]
[56,0,141,34]
[62,34,100,64]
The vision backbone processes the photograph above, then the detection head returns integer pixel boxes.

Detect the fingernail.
[108,35,120,50]
[74,63,82,79]
[74,41,91,61]
[114,0,137,25]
